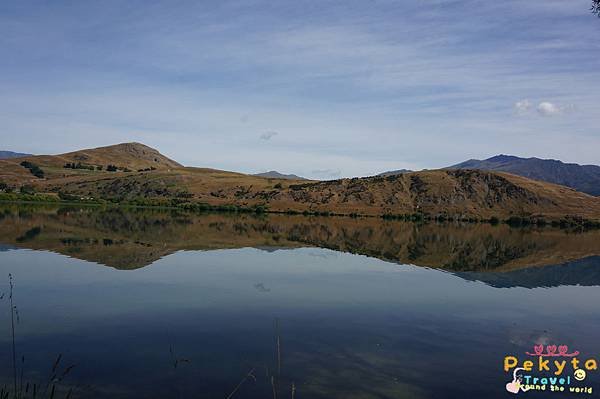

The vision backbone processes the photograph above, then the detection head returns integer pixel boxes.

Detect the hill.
[60,142,182,169]
[1,143,600,223]
[253,170,307,180]
[0,151,32,159]
[450,155,600,196]
[377,169,412,177]
[32,142,182,171]
[0,142,182,185]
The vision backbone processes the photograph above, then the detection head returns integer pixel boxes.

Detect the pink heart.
[547,345,557,354]
[558,345,568,355]
[534,344,544,355]
[506,381,520,394]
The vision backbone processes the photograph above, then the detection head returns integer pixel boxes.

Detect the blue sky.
[1,0,599,178]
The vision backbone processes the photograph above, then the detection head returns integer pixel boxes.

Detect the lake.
[0,204,599,398]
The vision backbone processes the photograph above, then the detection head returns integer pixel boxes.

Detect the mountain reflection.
[1,204,599,287]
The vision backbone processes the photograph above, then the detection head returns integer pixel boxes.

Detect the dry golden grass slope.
[0,142,181,184]
[1,142,600,221]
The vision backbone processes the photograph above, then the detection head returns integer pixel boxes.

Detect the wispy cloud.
[514,99,532,115]
[260,131,278,140]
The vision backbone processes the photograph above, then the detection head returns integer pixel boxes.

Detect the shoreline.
[1,195,599,230]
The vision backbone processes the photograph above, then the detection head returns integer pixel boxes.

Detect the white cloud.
[260,131,278,140]
[514,100,573,117]
[514,99,532,114]
[536,102,562,116]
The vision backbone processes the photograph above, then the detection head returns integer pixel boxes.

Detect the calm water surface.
[0,205,600,398]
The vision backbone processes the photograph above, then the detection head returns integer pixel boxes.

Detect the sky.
[1,0,599,179]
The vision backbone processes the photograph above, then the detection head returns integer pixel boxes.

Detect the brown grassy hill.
[61,142,182,168]
[0,142,181,184]
[1,143,600,222]
[0,159,36,184]
[261,169,600,220]
[59,167,598,221]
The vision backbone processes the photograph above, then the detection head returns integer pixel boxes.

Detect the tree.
[0,181,7,192]
[20,161,44,178]
[593,0,600,16]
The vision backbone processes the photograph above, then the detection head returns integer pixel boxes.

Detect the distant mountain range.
[0,151,32,159]
[458,256,600,289]
[253,170,307,180]
[449,155,600,196]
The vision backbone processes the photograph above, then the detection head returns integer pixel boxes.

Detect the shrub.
[20,161,45,178]
[506,216,532,227]
[64,162,95,170]
[106,164,118,172]
[20,185,36,195]
[176,191,194,199]
[254,205,267,214]
[411,213,424,222]
[274,183,283,189]
[58,192,79,201]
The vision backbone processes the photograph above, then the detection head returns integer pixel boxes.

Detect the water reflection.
[1,205,600,398]
[0,204,599,284]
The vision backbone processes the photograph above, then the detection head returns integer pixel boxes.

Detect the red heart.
[547,345,557,354]
[534,344,544,355]
[558,345,568,355]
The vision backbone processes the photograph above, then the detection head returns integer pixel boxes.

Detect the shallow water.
[0,205,599,398]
